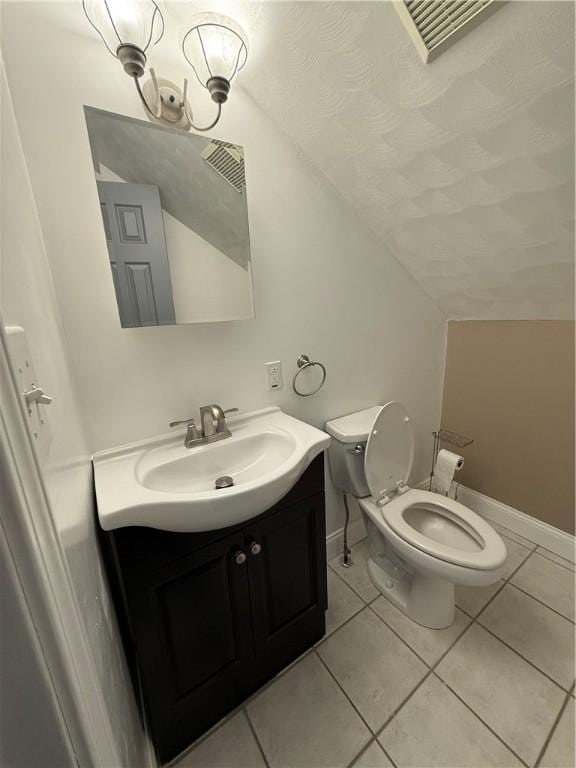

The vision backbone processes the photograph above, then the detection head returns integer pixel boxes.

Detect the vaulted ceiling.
[239,0,574,319]
[15,0,575,320]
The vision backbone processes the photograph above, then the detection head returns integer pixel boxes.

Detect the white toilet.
[326,402,507,629]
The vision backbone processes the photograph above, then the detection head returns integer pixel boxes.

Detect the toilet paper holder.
[429,428,473,494]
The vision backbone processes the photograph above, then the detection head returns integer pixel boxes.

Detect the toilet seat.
[362,402,506,572]
[379,489,507,570]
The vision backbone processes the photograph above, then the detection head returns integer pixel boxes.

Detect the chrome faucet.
[170,404,239,449]
[200,404,238,440]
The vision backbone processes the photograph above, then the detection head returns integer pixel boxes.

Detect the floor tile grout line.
[534,548,575,572]
[315,548,570,765]
[378,740,398,768]
[513,547,576,582]
[533,688,573,768]
[506,582,575,625]
[366,602,434,669]
[328,559,377,606]
[474,618,573,693]
[375,670,433,739]
[343,738,373,768]
[177,599,381,768]
[321,600,365,642]
[175,644,318,761]
[181,563,491,764]
[367,593,382,606]
[344,737,376,768]
[476,581,576,683]
[473,577,516,623]
[427,618,477,673]
[505,578,576,620]
[243,708,270,768]
[473,546,533,622]
[371,586,482,673]
[470,569,574,692]
[243,649,314,707]
[457,578,507,621]
[167,706,242,765]
[372,574,572,765]
[345,735,400,768]
[431,671,531,768]
[494,527,538,552]
[502,549,534,581]
[321,598,473,757]
[242,645,316,703]
[177,549,573,767]
[374,611,543,764]
[319,602,381,651]
[313,646,379,738]
[170,700,260,767]
[173,561,354,764]
[366,610,484,744]
[362,599,500,745]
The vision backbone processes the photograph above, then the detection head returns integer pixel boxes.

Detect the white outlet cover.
[265,361,283,391]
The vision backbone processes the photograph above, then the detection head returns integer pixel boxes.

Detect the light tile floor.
[174,525,575,768]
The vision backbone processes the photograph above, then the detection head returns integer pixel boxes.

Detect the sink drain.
[215,475,234,489]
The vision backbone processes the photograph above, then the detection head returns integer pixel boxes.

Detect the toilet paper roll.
[433,449,464,496]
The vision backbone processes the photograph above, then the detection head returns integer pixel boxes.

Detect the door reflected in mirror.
[84,107,254,327]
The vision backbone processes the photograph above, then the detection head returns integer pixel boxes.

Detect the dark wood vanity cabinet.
[99,456,327,764]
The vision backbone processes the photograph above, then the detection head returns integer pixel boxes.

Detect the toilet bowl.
[325,402,507,629]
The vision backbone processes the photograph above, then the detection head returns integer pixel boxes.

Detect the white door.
[98,181,176,327]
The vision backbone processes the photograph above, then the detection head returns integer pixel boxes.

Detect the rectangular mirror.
[84,107,254,327]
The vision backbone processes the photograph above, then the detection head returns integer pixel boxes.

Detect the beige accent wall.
[441,321,575,535]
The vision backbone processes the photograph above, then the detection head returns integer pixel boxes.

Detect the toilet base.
[367,558,455,629]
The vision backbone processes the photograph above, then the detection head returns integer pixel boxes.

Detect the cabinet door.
[128,532,253,763]
[245,492,327,684]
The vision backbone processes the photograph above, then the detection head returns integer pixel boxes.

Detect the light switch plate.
[265,361,283,391]
[5,326,52,462]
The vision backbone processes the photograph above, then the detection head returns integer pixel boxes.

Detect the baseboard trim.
[456,485,575,562]
[326,517,366,562]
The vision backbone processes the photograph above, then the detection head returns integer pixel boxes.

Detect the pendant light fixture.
[82,0,248,132]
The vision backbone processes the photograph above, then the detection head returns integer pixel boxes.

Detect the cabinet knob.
[234,550,247,565]
[250,541,262,556]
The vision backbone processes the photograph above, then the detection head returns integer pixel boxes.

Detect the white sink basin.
[94,407,331,532]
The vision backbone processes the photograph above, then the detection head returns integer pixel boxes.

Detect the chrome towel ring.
[292,354,327,397]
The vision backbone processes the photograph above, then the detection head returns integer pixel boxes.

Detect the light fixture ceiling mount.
[82,1,248,132]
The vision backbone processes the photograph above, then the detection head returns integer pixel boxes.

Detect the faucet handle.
[170,418,201,440]
[169,417,201,447]
[169,417,197,428]
[215,408,239,436]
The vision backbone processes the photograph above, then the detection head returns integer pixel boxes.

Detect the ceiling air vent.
[395,0,503,62]
[201,140,246,193]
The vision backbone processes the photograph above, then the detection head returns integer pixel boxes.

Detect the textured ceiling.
[239,0,574,319]
[21,0,575,319]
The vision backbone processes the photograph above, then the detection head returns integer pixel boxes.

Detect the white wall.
[0,61,147,767]
[1,2,447,536]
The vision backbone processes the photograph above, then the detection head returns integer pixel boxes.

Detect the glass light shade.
[83,0,164,57]
[181,13,248,88]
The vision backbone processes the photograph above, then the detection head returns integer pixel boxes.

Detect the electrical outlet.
[265,361,283,391]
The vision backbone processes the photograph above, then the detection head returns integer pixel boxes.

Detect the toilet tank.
[325,406,382,497]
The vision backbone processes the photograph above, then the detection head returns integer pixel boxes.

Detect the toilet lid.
[365,401,415,503]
